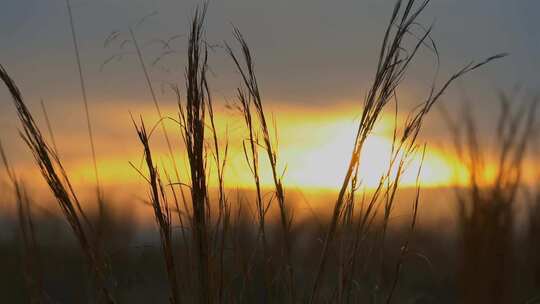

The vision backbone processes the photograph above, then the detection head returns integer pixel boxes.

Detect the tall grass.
[0,141,44,303]
[0,65,116,303]
[206,62,230,304]
[65,0,105,226]
[0,0,510,303]
[179,6,212,303]
[132,118,180,304]
[226,29,296,302]
[235,86,270,301]
[442,94,538,304]
[301,0,505,301]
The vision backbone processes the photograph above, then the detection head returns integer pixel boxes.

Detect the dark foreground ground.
[1,187,539,303]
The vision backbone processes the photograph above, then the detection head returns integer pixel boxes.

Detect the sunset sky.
[1,0,540,199]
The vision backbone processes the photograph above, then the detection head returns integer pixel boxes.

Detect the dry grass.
[179,6,212,303]
[0,141,44,303]
[0,0,515,303]
[441,93,538,304]
[234,86,270,301]
[132,118,180,304]
[301,0,505,301]
[0,65,116,303]
[226,28,296,302]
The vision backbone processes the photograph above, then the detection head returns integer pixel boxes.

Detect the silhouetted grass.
[298,0,506,301]
[442,93,538,304]
[132,118,180,304]
[0,0,515,303]
[226,28,297,302]
[0,140,44,303]
[184,7,211,304]
[0,64,116,303]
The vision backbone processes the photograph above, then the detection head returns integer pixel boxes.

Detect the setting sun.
[58,106,460,192]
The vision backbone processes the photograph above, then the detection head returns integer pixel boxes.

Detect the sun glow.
[14,103,463,196]
[276,119,456,189]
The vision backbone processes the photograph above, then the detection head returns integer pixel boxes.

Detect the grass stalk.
[230,87,271,301]
[226,29,296,303]
[0,141,44,303]
[132,118,180,304]
[442,94,537,303]
[307,0,506,301]
[0,65,116,303]
[65,0,102,204]
[178,6,212,303]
